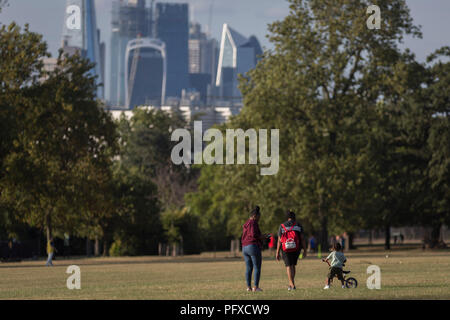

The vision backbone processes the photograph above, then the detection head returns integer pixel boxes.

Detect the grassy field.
[1,247,449,300]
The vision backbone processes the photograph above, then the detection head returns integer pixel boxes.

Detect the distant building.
[188,23,219,104]
[155,3,189,99]
[215,24,262,105]
[188,23,218,79]
[188,73,211,105]
[62,0,104,99]
[110,105,242,134]
[43,58,58,73]
[39,58,58,83]
[125,38,166,108]
[109,0,152,107]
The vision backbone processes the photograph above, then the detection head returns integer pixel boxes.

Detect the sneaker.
[252,287,263,292]
[288,286,293,291]
[323,285,330,289]
[342,285,346,289]
[246,288,252,292]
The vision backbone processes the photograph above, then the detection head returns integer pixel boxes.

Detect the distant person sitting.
[46,237,56,267]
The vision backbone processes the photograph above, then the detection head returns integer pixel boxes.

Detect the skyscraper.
[62,0,104,99]
[215,24,262,104]
[125,38,166,108]
[109,0,152,107]
[188,22,219,104]
[155,3,189,99]
[188,22,218,78]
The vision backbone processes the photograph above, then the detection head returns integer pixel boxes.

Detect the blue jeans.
[46,252,54,266]
[243,244,262,288]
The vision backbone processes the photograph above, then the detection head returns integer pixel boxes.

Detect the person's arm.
[276,237,282,261]
[323,252,332,263]
[254,222,265,242]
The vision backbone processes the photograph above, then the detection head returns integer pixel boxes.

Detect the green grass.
[1,247,449,299]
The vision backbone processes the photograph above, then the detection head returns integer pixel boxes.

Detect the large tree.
[0,22,118,242]
[188,0,425,249]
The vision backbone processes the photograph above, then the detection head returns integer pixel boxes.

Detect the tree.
[188,0,423,250]
[112,108,198,255]
[108,167,161,256]
[0,22,118,243]
[422,47,450,246]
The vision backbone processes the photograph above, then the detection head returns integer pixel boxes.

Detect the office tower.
[215,24,262,103]
[109,0,152,107]
[188,23,218,104]
[188,23,218,78]
[62,0,104,99]
[155,3,189,99]
[125,38,166,108]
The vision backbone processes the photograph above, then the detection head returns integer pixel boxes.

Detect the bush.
[109,239,127,257]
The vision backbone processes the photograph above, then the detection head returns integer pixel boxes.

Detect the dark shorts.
[282,250,301,266]
[328,267,344,280]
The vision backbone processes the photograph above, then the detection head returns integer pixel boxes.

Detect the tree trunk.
[86,238,91,257]
[430,222,442,248]
[348,232,355,250]
[94,237,100,256]
[103,239,108,257]
[385,224,391,250]
[45,212,52,242]
[37,230,41,257]
[319,202,329,252]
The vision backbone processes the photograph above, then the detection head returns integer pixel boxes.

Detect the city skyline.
[2,0,450,64]
[2,0,450,108]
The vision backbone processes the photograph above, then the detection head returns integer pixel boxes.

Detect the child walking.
[322,243,346,289]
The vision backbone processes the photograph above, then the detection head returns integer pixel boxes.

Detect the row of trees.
[1,0,449,256]
[185,0,450,250]
[0,6,201,255]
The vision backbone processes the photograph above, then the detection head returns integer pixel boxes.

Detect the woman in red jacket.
[241,206,266,292]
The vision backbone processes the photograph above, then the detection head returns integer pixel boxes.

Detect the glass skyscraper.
[62,0,104,99]
[155,3,189,99]
[125,38,166,108]
[215,24,262,104]
[109,0,151,107]
[188,22,219,104]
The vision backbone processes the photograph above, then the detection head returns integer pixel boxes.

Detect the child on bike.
[323,242,346,289]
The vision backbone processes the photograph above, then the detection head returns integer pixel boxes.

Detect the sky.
[1,0,449,94]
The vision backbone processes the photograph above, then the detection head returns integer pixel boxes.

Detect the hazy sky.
[1,0,449,98]
[1,0,449,60]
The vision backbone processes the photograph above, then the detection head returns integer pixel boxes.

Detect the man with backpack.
[276,211,307,290]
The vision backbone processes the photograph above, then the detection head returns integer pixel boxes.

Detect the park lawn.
[0,248,449,300]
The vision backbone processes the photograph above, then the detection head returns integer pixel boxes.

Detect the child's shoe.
[323,285,330,289]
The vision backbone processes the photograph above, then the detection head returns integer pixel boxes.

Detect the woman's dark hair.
[250,206,260,217]
[334,243,342,251]
[286,210,296,220]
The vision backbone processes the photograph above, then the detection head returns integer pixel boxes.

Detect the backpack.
[280,223,300,253]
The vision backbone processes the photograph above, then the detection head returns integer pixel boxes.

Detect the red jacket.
[241,219,262,248]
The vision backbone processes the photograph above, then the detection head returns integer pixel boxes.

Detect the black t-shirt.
[278,220,303,239]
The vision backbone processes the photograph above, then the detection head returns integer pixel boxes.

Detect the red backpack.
[280,223,300,252]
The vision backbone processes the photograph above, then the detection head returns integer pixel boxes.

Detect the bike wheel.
[345,277,358,288]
